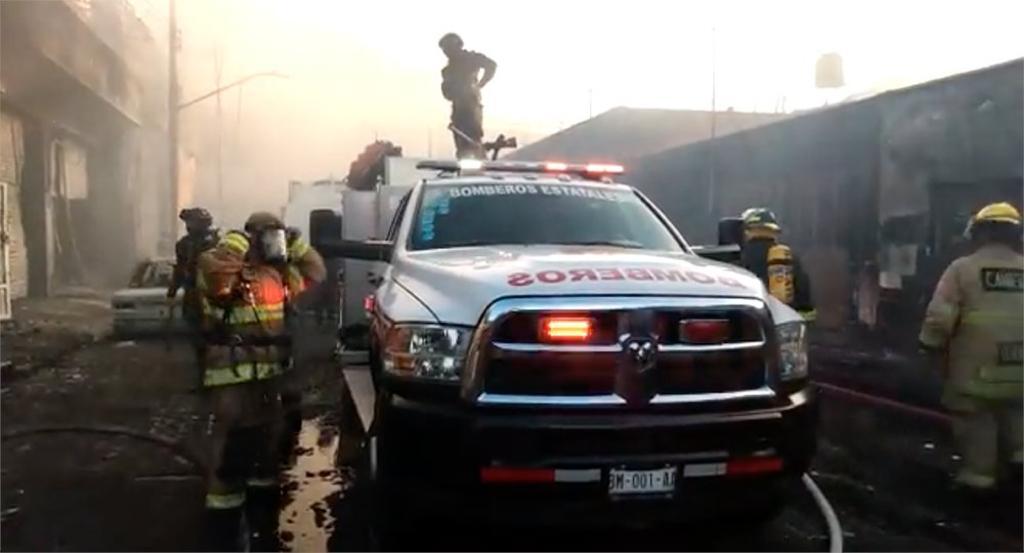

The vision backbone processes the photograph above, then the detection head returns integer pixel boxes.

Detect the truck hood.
[392,245,767,326]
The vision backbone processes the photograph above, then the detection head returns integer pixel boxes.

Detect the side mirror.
[310,208,394,262]
[691,244,741,264]
[309,209,343,246]
[718,217,745,246]
[314,238,394,263]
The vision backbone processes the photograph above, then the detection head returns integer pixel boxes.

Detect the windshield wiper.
[434,240,645,249]
[549,240,646,249]
[439,240,526,248]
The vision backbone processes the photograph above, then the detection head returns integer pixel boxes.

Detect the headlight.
[776,321,808,381]
[382,324,472,382]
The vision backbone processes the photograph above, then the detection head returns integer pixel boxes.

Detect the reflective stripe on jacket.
[203,361,284,387]
[204,302,286,325]
[920,244,1024,402]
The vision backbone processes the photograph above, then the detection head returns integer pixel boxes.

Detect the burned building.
[0,0,170,311]
[629,59,1023,399]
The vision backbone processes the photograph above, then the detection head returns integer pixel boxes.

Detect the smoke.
[154,0,1024,231]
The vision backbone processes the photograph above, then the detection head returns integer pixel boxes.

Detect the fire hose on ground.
[803,472,843,553]
[1,425,206,474]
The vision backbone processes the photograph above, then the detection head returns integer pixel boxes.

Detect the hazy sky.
[131,0,1023,226]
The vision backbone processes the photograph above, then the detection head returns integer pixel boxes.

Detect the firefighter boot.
[245,484,282,552]
[202,506,248,552]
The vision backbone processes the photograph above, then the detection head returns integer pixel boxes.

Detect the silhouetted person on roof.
[439,33,496,159]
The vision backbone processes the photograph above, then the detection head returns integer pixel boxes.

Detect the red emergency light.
[480,467,555,483]
[583,163,624,175]
[726,456,784,475]
[539,316,594,342]
[679,319,731,344]
[416,159,625,180]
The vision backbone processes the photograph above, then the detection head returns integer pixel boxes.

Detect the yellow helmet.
[974,202,1021,225]
[965,202,1021,238]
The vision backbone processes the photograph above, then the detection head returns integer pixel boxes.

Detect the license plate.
[998,342,1023,365]
[608,467,676,496]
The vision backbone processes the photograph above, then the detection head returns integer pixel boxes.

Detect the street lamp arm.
[177,71,288,111]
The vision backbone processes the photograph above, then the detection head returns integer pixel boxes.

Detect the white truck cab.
[313,159,816,532]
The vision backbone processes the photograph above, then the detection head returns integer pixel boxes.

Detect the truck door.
[339,187,412,348]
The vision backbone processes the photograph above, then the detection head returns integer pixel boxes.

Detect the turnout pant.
[205,379,283,509]
[450,101,484,159]
[950,397,1023,488]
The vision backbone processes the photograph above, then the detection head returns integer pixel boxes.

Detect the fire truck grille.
[472,297,775,407]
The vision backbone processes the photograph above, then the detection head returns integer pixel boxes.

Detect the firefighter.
[919,202,1023,491]
[739,208,816,321]
[168,208,220,387]
[195,211,322,550]
[439,32,496,159]
[168,207,220,329]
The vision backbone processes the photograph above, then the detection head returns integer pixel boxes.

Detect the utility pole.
[167,0,179,248]
[707,25,717,213]
[168,69,286,227]
[214,47,224,217]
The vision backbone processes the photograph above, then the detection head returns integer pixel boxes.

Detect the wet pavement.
[279,417,348,552]
[322,366,1021,552]
[1,298,1022,551]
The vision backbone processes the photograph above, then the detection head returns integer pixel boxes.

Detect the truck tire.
[368,417,424,550]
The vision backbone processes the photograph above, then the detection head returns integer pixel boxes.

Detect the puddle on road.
[278,417,350,552]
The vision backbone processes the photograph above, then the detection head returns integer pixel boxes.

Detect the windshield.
[409,182,685,252]
[128,261,174,288]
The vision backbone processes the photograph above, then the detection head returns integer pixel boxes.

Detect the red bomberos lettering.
[507,272,534,287]
[505,267,747,289]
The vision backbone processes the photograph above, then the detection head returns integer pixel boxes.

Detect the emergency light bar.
[415,159,625,180]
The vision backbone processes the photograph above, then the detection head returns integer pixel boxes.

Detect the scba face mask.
[260,229,288,263]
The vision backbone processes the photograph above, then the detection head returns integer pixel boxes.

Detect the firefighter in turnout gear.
[169,208,220,387]
[739,208,816,321]
[919,202,1023,491]
[195,211,323,549]
[168,207,220,328]
[439,32,496,159]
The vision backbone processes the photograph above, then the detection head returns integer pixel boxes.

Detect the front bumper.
[374,386,818,526]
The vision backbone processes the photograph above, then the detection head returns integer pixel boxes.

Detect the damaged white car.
[112,258,186,337]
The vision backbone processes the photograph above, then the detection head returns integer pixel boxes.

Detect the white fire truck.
[312,159,817,535]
